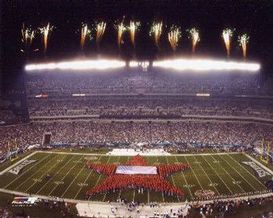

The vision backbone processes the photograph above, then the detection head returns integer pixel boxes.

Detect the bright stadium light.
[25,59,126,72]
[153,58,260,73]
[129,61,150,68]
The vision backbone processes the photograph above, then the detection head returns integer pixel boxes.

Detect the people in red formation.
[86,155,189,198]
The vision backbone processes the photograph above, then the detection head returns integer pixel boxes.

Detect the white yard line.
[61,159,86,198]
[48,155,83,196]
[16,154,61,191]
[192,156,220,195]
[165,156,179,201]
[201,156,233,195]
[0,151,38,175]
[88,155,112,200]
[165,156,176,186]
[73,155,102,200]
[184,156,204,191]
[174,156,193,199]
[3,154,51,189]
[156,156,165,203]
[217,154,255,191]
[133,190,136,202]
[25,154,67,193]
[227,154,267,189]
[102,156,121,202]
[36,155,75,194]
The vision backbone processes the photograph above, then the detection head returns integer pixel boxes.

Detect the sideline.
[0,188,272,206]
[37,150,241,157]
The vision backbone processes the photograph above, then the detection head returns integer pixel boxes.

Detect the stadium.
[1,1,273,217]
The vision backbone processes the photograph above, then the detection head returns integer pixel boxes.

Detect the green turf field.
[0,151,272,203]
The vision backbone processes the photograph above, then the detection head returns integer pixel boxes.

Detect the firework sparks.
[115,20,126,50]
[80,23,91,50]
[168,25,181,53]
[21,24,35,47]
[238,34,249,59]
[39,23,54,54]
[188,28,200,53]
[129,20,140,47]
[222,28,234,57]
[150,22,163,49]
[95,21,106,48]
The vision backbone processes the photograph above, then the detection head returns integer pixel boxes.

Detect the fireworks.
[95,21,106,49]
[188,28,200,53]
[168,25,181,52]
[150,22,163,49]
[129,20,141,47]
[21,24,35,47]
[115,20,126,50]
[222,28,234,57]
[80,23,91,50]
[39,23,54,54]
[238,34,250,59]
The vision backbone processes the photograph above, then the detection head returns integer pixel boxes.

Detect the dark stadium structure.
[1,1,273,217]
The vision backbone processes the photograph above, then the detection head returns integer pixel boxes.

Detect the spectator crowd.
[1,120,272,151]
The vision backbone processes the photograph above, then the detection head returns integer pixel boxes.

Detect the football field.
[0,151,272,203]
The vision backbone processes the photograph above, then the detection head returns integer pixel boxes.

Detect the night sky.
[1,0,273,92]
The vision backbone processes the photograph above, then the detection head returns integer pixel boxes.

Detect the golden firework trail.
[115,20,126,50]
[39,23,54,54]
[21,24,35,47]
[168,26,181,52]
[80,23,91,50]
[129,20,140,47]
[150,22,163,48]
[222,28,234,57]
[95,21,106,45]
[188,28,200,53]
[238,34,249,59]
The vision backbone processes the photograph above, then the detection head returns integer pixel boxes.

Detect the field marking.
[0,151,38,175]
[103,156,121,202]
[165,156,179,201]
[227,154,267,189]
[118,156,133,202]
[191,156,220,195]
[88,155,112,201]
[174,156,193,199]
[3,153,51,189]
[244,154,273,175]
[184,156,204,191]
[200,156,233,195]
[61,158,87,198]
[0,187,272,206]
[133,189,136,202]
[15,155,59,192]
[48,155,83,196]
[25,154,68,193]
[156,156,165,203]
[36,155,75,194]
[73,155,103,199]
[217,155,256,191]
[37,150,240,157]
[15,154,61,191]
[209,155,245,193]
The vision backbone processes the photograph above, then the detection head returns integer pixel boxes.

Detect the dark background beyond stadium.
[1,0,273,93]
